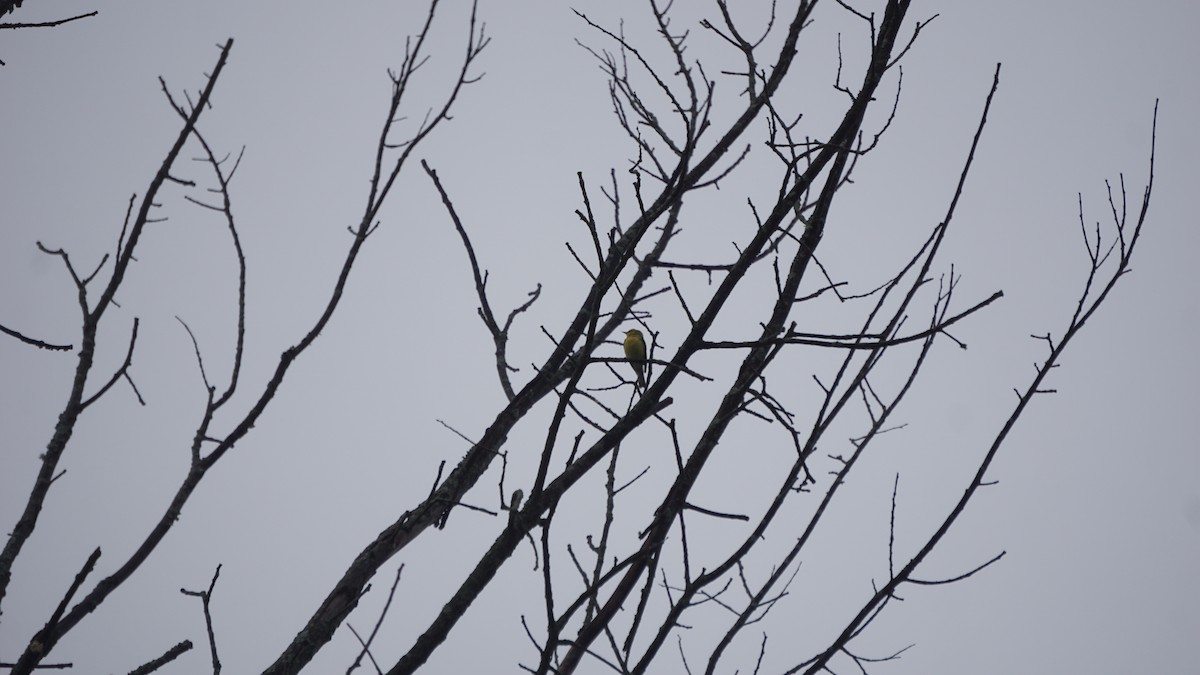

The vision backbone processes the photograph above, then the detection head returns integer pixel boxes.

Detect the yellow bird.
[623,329,648,390]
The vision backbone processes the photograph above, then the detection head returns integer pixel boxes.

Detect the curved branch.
[0,322,72,351]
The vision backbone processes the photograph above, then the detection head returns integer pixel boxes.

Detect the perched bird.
[623,329,648,390]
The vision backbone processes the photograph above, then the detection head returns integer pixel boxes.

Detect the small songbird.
[623,329,648,390]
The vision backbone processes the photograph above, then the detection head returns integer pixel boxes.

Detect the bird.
[623,329,648,390]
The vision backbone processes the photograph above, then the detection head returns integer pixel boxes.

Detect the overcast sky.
[2,2,1198,674]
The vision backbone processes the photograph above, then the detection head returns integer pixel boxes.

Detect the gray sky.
[2,2,1197,674]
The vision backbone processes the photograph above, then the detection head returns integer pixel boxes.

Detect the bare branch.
[126,640,194,675]
[0,10,97,30]
[0,322,72,351]
[180,565,223,675]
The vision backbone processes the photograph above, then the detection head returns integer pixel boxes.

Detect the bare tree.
[0,1,1157,674]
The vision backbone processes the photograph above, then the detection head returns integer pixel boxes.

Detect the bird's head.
[625,329,643,339]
